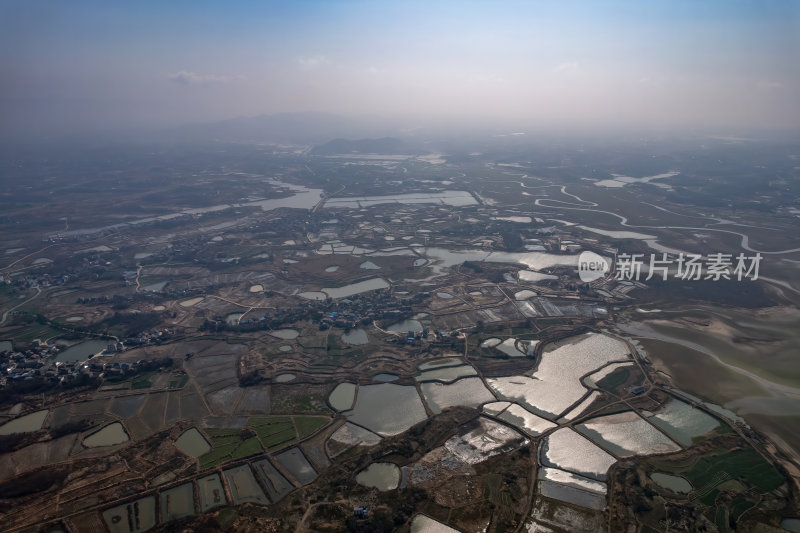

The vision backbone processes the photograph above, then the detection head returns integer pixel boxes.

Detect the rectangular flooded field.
[206,386,243,415]
[180,394,210,420]
[83,422,129,447]
[73,399,109,418]
[165,392,180,424]
[275,447,318,485]
[160,483,194,522]
[139,393,167,431]
[108,394,147,418]
[539,467,607,495]
[187,360,238,390]
[0,434,78,479]
[223,465,269,505]
[68,512,107,533]
[185,349,243,389]
[237,387,270,414]
[538,479,606,510]
[50,404,73,428]
[324,190,478,208]
[102,496,155,533]
[198,473,227,512]
[123,416,153,441]
[252,459,294,502]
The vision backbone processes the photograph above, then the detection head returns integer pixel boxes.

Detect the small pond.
[0,409,48,435]
[175,427,211,457]
[84,422,130,447]
[341,329,368,345]
[270,329,299,340]
[329,382,357,411]
[650,472,693,493]
[355,462,400,491]
[55,340,109,363]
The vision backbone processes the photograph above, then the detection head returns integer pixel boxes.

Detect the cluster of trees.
[0,467,69,501]
[104,357,173,383]
[239,371,264,387]
[0,373,101,405]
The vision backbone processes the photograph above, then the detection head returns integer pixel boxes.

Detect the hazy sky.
[1,0,798,136]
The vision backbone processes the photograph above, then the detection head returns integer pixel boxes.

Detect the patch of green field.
[168,374,189,389]
[230,437,262,459]
[483,473,514,521]
[687,449,783,493]
[205,427,241,438]
[270,385,331,415]
[217,508,238,530]
[262,428,297,450]
[312,349,368,366]
[326,333,344,350]
[9,324,63,345]
[483,473,501,500]
[248,416,297,450]
[597,366,645,396]
[199,442,237,469]
[730,494,754,522]
[597,367,631,391]
[692,422,735,445]
[248,416,292,427]
[211,436,243,448]
[284,393,315,412]
[715,506,729,532]
[650,454,700,472]
[131,371,155,389]
[199,427,265,469]
[295,416,328,439]
[651,448,783,507]
[299,335,327,350]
